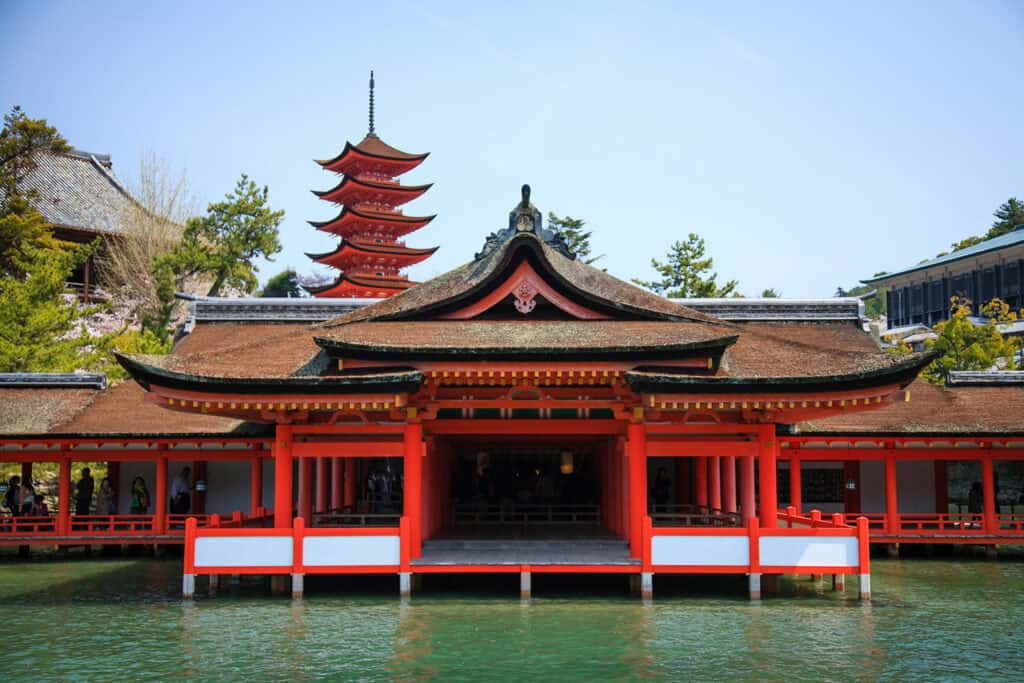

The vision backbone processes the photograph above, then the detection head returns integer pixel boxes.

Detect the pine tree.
[547,212,603,265]
[633,233,739,298]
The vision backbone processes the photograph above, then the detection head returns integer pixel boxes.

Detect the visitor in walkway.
[20,481,35,515]
[95,478,115,515]
[4,476,22,516]
[29,491,49,517]
[652,467,672,513]
[75,468,94,515]
[170,467,191,514]
[129,476,150,514]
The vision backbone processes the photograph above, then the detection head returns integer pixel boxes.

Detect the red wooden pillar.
[740,455,756,522]
[404,416,424,559]
[884,455,899,535]
[934,460,948,514]
[273,425,293,528]
[627,418,647,559]
[315,458,328,514]
[344,458,356,510]
[58,455,71,535]
[107,462,120,505]
[722,455,737,514]
[21,462,32,485]
[709,455,722,512]
[789,457,802,514]
[298,458,313,523]
[331,457,343,511]
[758,432,778,529]
[154,451,168,534]
[694,456,708,510]
[981,455,997,533]
[250,456,262,516]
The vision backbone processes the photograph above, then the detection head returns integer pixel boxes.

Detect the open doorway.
[437,437,620,540]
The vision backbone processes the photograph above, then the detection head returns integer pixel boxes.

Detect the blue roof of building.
[863,226,1024,284]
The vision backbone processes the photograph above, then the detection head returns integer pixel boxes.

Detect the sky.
[2,0,1022,297]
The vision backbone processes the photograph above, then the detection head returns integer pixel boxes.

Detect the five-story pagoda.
[306,72,437,298]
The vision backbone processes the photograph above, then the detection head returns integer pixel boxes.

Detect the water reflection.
[1,557,1023,680]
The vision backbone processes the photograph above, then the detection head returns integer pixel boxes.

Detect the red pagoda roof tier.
[312,175,432,208]
[307,273,418,299]
[309,206,435,239]
[307,241,438,271]
[316,134,428,177]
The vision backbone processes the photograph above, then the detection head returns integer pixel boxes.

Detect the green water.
[2,556,1022,682]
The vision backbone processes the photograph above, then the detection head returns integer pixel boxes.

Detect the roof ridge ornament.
[474,184,575,261]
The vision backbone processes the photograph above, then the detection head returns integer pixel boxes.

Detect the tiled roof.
[675,298,864,322]
[18,149,135,234]
[0,387,99,435]
[797,378,1024,434]
[863,226,1024,284]
[316,320,737,358]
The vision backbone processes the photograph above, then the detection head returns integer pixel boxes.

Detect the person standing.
[4,476,22,516]
[129,476,150,515]
[170,466,192,514]
[75,468,94,515]
[95,478,115,515]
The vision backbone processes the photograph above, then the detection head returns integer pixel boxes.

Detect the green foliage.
[761,288,780,298]
[94,328,173,381]
[950,197,1024,252]
[633,233,738,298]
[0,107,72,277]
[835,283,887,320]
[923,297,1020,384]
[258,268,303,298]
[158,173,284,298]
[547,212,602,265]
[0,105,71,213]
[0,241,105,372]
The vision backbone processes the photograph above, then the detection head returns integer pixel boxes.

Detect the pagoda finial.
[368,70,376,137]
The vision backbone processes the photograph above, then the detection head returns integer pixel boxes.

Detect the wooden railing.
[834,512,1024,537]
[650,504,742,528]
[451,503,601,525]
[313,512,401,527]
[0,515,57,534]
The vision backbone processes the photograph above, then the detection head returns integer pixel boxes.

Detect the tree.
[99,153,199,325]
[158,174,284,298]
[949,196,1023,252]
[547,212,603,265]
[922,297,1020,385]
[0,106,72,276]
[761,288,780,298]
[258,268,303,298]
[0,242,103,372]
[633,233,738,298]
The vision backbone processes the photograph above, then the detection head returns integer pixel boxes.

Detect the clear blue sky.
[3,1,1022,296]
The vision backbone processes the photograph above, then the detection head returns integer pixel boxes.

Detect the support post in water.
[400,572,412,597]
[520,568,531,599]
[833,574,846,592]
[748,573,762,601]
[857,516,871,601]
[291,573,304,599]
[641,572,653,600]
[209,574,219,592]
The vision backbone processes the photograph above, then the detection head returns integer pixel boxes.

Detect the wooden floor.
[413,539,636,566]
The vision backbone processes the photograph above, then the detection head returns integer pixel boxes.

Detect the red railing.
[0,515,57,534]
[834,512,1024,537]
[778,507,850,529]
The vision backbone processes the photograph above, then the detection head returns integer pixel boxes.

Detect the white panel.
[303,535,400,566]
[194,536,292,567]
[651,535,749,566]
[759,536,859,568]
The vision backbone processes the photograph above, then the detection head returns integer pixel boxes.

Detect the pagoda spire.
[368,70,376,137]
[307,74,437,299]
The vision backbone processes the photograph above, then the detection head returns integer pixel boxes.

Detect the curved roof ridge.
[318,232,719,328]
